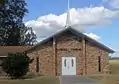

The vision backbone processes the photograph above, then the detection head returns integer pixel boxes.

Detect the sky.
[24,0,119,57]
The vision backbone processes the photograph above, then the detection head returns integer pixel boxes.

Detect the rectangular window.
[36,57,39,72]
[98,56,101,72]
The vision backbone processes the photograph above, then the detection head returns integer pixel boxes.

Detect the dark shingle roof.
[0,46,33,56]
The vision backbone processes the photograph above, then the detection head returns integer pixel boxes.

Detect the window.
[98,56,101,72]
[36,57,39,72]
[71,59,74,67]
[64,59,66,67]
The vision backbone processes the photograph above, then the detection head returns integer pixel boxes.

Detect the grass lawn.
[100,75,119,84]
[109,59,119,74]
[100,59,119,84]
[88,74,119,84]
[88,59,119,84]
[0,76,59,84]
[0,59,119,84]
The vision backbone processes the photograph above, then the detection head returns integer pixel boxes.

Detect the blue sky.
[24,0,119,57]
[25,0,102,20]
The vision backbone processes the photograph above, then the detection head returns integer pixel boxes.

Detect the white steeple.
[65,0,71,28]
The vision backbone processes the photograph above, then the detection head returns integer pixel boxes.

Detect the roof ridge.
[25,27,114,53]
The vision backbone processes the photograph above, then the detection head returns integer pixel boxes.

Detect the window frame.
[98,56,101,72]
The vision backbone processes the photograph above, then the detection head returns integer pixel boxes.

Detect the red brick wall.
[56,32,83,75]
[27,31,109,76]
[28,41,55,76]
[86,42,109,75]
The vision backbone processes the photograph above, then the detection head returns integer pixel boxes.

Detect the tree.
[0,0,5,8]
[20,27,37,45]
[0,0,37,46]
[1,53,33,78]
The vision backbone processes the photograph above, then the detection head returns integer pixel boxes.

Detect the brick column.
[82,37,87,75]
[53,37,57,76]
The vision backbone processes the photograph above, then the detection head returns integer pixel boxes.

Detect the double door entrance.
[62,57,76,75]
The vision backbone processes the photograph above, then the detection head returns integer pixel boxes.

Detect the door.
[62,57,76,75]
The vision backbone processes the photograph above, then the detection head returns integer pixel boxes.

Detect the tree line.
[0,0,37,46]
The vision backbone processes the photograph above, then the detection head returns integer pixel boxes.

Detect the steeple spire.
[65,0,71,28]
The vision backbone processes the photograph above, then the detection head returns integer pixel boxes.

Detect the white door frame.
[62,57,76,75]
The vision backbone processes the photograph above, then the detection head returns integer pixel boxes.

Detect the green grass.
[88,74,119,84]
[0,76,59,84]
[100,75,119,84]
[88,59,119,84]
[0,59,119,84]
[99,59,119,84]
[109,59,119,74]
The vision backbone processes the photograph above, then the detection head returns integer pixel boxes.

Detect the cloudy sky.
[24,0,119,57]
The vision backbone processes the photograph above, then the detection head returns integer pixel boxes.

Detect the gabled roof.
[25,27,115,53]
[0,46,33,56]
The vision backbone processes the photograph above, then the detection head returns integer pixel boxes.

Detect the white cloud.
[84,33,101,41]
[109,0,119,9]
[25,6,119,41]
[70,6,119,26]
[103,0,119,9]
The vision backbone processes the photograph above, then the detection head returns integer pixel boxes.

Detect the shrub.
[1,53,33,79]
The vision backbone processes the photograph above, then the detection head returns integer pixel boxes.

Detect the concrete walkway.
[59,76,99,84]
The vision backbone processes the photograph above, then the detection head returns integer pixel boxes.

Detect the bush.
[1,53,33,79]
